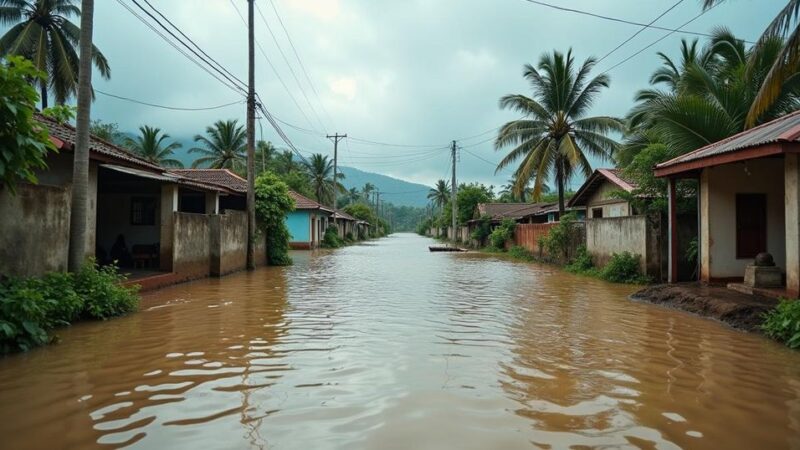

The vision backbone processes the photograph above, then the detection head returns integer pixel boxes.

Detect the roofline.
[653,142,799,177]
[568,169,636,207]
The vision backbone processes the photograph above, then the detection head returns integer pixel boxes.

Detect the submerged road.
[1,233,799,449]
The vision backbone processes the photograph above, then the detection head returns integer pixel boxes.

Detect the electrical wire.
[96,89,243,111]
[596,0,685,64]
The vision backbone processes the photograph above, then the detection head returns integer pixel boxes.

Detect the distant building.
[568,168,639,218]
[286,192,333,249]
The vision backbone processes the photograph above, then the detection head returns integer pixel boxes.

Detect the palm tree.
[622,29,800,161]
[361,182,375,202]
[125,125,183,168]
[303,153,342,206]
[704,0,800,126]
[256,140,276,174]
[427,179,450,210]
[273,150,298,175]
[0,0,110,108]
[347,187,360,205]
[190,120,246,170]
[495,49,624,214]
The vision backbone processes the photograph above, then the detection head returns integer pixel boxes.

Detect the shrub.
[566,245,594,273]
[541,213,580,262]
[599,252,647,284]
[322,225,344,248]
[345,231,355,243]
[489,219,516,250]
[254,172,295,266]
[74,260,139,320]
[38,272,83,328]
[762,299,800,348]
[0,278,51,353]
[470,216,492,245]
[508,245,534,261]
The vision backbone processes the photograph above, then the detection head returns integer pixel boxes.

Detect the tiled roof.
[656,109,800,171]
[170,169,247,193]
[289,191,334,213]
[568,168,638,207]
[475,202,555,221]
[333,209,357,221]
[36,114,162,171]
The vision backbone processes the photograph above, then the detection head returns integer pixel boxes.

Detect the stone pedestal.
[744,264,783,288]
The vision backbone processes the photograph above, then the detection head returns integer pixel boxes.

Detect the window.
[591,207,603,219]
[736,193,767,259]
[131,197,156,226]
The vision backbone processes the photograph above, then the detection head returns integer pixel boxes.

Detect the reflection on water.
[1,233,799,449]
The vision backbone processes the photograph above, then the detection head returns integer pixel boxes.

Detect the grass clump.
[508,245,535,261]
[762,299,800,349]
[322,225,345,248]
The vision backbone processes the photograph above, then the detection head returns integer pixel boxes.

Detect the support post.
[451,140,457,244]
[246,0,256,270]
[205,191,219,215]
[327,133,347,208]
[160,184,179,272]
[667,177,679,283]
[786,153,800,297]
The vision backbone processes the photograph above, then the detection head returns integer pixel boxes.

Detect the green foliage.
[566,245,594,273]
[441,183,494,226]
[190,120,247,171]
[278,169,314,199]
[41,105,76,124]
[322,225,345,248]
[762,299,800,349]
[345,232,355,243]
[470,215,492,244]
[0,261,139,353]
[541,213,580,261]
[599,252,648,284]
[254,172,296,266]
[489,219,516,250]
[75,260,140,320]
[0,56,56,194]
[508,245,535,261]
[90,119,125,144]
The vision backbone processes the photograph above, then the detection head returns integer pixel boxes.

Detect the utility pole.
[246,0,256,270]
[326,133,347,208]
[451,140,457,243]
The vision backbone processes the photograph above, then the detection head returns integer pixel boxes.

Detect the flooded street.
[1,233,800,449]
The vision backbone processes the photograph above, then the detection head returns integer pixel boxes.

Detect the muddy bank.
[631,283,779,332]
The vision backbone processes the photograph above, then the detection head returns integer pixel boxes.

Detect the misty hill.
[338,166,430,208]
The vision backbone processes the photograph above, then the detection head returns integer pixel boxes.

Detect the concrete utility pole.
[451,140,458,242]
[327,133,347,208]
[246,0,256,270]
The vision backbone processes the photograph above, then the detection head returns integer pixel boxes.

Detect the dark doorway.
[736,193,767,259]
[592,207,603,219]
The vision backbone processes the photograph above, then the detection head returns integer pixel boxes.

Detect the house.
[568,168,639,218]
[0,115,264,287]
[286,191,333,249]
[655,110,800,295]
[332,210,359,240]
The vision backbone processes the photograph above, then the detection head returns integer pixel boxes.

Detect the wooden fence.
[513,223,557,254]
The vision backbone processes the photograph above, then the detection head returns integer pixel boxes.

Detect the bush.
[508,245,534,261]
[345,231,355,243]
[470,216,492,245]
[541,213,580,262]
[254,172,295,266]
[566,245,594,273]
[0,261,138,353]
[489,219,516,250]
[599,252,647,284]
[74,260,139,320]
[322,225,345,248]
[762,299,800,348]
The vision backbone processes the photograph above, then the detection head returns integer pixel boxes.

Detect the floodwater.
[1,234,800,449]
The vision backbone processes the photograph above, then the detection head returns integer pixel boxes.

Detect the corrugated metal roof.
[656,110,800,169]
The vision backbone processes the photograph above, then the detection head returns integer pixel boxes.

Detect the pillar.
[160,184,179,271]
[205,191,219,215]
[700,169,711,283]
[668,177,679,283]
[786,154,800,297]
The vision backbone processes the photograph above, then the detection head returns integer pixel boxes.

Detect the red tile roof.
[475,202,555,221]
[289,191,334,213]
[170,169,247,193]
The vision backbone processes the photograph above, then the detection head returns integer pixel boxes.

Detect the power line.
[264,0,336,129]
[96,89,243,111]
[519,0,754,43]
[601,4,718,74]
[596,0,685,64]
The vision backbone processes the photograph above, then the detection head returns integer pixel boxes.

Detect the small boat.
[429,245,467,252]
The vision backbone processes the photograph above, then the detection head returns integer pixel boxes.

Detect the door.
[736,193,767,259]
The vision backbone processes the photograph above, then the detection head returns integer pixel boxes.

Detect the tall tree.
[189,119,246,170]
[427,179,450,210]
[704,0,800,125]
[255,140,276,174]
[0,0,110,108]
[495,49,623,214]
[303,153,342,205]
[347,187,360,205]
[125,125,183,168]
[361,182,375,203]
[67,0,92,272]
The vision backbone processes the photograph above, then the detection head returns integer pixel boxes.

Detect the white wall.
[704,158,785,279]
[586,181,631,218]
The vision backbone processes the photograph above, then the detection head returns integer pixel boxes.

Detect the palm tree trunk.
[68,0,95,272]
[40,82,48,110]
[557,160,565,216]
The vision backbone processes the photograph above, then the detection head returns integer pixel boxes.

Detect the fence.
[514,223,557,254]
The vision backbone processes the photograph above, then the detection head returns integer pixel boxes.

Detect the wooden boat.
[428,245,467,252]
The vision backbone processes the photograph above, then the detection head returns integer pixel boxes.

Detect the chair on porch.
[132,244,159,269]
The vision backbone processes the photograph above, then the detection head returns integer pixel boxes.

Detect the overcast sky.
[80,0,782,190]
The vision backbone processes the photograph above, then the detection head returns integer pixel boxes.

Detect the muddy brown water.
[1,233,800,449]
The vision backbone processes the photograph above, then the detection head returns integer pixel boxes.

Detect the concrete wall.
[173,213,211,279]
[0,184,71,277]
[586,215,660,277]
[703,159,785,279]
[586,181,631,218]
[210,211,247,276]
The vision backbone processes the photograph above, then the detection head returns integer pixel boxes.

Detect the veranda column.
[160,184,179,271]
[205,191,219,215]
[668,177,679,283]
[785,153,800,297]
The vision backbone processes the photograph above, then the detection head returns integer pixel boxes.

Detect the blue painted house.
[287,191,333,249]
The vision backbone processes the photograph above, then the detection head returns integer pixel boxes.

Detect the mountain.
[338,166,430,208]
